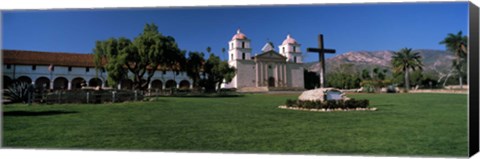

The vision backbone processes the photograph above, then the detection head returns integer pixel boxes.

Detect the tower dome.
[282,34,298,45]
[232,29,248,40]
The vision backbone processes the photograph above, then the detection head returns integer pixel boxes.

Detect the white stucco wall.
[3,64,192,90]
[287,63,304,88]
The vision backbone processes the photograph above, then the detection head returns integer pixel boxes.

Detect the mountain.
[305,49,456,74]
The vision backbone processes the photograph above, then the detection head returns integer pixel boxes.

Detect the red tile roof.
[2,50,102,67]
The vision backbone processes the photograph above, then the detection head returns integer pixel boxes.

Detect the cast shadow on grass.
[165,94,245,98]
[3,110,78,117]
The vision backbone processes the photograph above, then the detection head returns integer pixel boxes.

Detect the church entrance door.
[268,77,275,87]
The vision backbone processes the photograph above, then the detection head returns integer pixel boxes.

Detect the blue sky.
[2,2,468,62]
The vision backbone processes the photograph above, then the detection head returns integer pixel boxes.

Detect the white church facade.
[222,30,305,91]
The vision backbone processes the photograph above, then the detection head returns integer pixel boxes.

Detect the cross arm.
[306,48,336,53]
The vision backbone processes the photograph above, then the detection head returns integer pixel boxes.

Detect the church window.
[282,47,285,53]
[231,54,234,60]
[294,56,297,63]
[68,66,72,72]
[242,42,245,48]
[231,43,233,49]
[6,64,11,69]
[242,53,245,60]
[32,65,36,70]
[293,46,296,52]
[86,67,90,72]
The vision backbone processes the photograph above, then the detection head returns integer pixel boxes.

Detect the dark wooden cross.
[307,34,336,88]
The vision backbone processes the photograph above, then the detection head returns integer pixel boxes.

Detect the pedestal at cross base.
[307,34,336,88]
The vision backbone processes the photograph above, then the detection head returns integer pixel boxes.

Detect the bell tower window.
[294,56,297,63]
[242,42,245,48]
[242,53,245,60]
[282,47,285,53]
[293,46,296,52]
[231,54,234,60]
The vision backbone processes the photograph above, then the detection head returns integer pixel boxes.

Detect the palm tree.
[439,31,468,88]
[206,46,212,55]
[391,48,423,92]
[221,48,226,61]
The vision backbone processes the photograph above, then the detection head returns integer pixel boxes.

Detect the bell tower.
[228,29,252,62]
[278,34,303,63]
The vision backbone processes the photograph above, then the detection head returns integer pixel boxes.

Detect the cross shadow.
[3,110,78,117]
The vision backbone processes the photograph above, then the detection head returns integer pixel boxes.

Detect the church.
[222,29,305,92]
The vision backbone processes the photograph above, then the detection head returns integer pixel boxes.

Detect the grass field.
[2,93,468,157]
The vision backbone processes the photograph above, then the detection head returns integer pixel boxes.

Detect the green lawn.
[2,93,468,157]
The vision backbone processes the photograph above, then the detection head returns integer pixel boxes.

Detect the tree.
[361,69,371,80]
[391,48,423,91]
[93,23,182,90]
[206,46,212,55]
[186,52,205,89]
[203,53,236,92]
[221,48,226,60]
[218,62,236,90]
[93,38,130,87]
[439,31,468,88]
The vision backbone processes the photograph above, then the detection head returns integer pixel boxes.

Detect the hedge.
[285,99,369,109]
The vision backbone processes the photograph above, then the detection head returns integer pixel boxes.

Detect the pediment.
[255,51,287,61]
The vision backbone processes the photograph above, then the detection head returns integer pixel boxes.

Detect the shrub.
[4,81,32,103]
[285,99,296,107]
[284,98,370,110]
[304,101,316,109]
[44,90,145,104]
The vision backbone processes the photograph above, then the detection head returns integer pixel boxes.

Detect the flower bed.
[281,99,376,112]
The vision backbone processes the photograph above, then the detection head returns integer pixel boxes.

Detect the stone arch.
[165,80,177,89]
[53,77,68,90]
[71,77,85,90]
[268,77,275,87]
[16,76,32,84]
[179,80,190,89]
[89,78,102,87]
[3,76,13,89]
[151,79,163,90]
[120,79,133,90]
[35,77,50,90]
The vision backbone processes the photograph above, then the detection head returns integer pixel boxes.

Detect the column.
[256,62,259,87]
[264,63,268,85]
[278,64,283,87]
[283,64,287,87]
[50,80,54,90]
[68,81,72,90]
[259,62,263,86]
[275,64,279,87]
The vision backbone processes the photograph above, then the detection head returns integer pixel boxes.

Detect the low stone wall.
[409,89,467,94]
[237,87,305,93]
